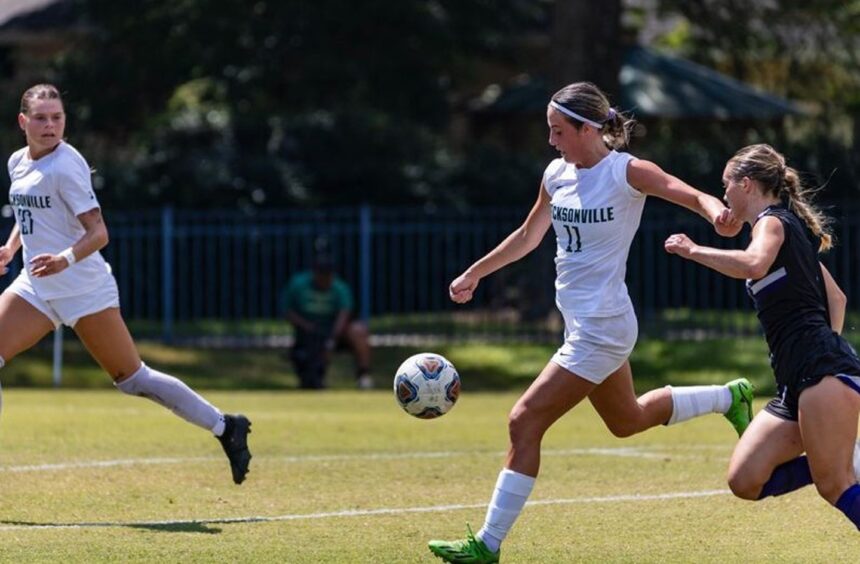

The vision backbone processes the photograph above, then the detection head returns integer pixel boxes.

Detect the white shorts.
[550,305,638,384]
[7,273,120,328]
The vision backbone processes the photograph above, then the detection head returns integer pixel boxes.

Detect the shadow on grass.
[0,520,221,534]
[129,522,222,534]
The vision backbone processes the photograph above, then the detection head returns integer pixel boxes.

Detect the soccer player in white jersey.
[0,84,252,485]
[428,82,753,563]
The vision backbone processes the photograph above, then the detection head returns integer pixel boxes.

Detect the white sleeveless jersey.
[7,142,111,300]
[543,150,646,316]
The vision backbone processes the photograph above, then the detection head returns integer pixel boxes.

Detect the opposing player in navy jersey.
[665,143,860,530]
[0,84,252,484]
[428,82,753,563]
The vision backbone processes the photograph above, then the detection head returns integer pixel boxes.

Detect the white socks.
[115,363,224,433]
[477,468,536,552]
[665,384,732,425]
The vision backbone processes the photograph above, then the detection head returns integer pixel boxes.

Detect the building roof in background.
[0,0,63,27]
[622,45,801,119]
[471,45,803,120]
[0,0,78,39]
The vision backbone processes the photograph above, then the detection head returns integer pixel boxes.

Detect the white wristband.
[59,247,76,266]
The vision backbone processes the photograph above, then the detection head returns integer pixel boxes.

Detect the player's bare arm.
[29,206,108,277]
[75,207,109,255]
[2,222,22,254]
[820,262,847,333]
[665,215,784,279]
[627,159,741,237]
[450,182,552,303]
[0,223,22,275]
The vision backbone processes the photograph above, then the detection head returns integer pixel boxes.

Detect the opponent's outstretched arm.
[664,215,784,279]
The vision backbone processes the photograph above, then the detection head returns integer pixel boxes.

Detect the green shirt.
[282,271,353,331]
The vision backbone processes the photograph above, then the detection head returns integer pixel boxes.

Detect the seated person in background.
[282,254,373,390]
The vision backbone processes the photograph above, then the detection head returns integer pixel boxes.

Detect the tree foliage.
[652,0,860,202]
[54,0,547,209]
[5,0,856,209]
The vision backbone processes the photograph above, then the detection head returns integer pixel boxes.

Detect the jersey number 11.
[563,224,582,253]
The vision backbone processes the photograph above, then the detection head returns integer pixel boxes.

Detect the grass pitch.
[0,388,857,563]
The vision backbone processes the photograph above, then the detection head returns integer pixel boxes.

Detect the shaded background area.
[0,0,857,350]
[1,0,857,209]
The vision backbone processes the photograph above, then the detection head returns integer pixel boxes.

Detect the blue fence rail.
[0,205,857,344]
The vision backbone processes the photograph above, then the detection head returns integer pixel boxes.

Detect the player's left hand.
[714,207,742,237]
[29,253,69,277]
[664,233,697,259]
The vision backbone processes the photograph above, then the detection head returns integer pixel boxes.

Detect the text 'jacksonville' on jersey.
[543,150,645,317]
[7,141,111,299]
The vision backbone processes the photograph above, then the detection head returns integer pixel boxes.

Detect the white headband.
[549,101,604,129]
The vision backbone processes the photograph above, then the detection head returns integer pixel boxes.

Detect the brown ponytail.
[727,144,833,251]
[782,166,832,251]
[601,107,634,150]
[550,82,635,150]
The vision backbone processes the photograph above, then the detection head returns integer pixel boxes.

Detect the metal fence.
[0,204,857,345]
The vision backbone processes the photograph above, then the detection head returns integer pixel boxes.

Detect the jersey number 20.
[17,209,33,235]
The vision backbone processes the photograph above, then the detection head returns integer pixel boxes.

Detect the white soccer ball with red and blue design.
[393,352,460,419]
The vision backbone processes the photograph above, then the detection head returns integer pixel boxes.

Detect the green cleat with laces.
[724,378,754,437]
[428,525,500,563]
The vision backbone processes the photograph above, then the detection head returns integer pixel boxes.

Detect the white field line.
[0,489,731,531]
[0,446,718,473]
[0,457,215,473]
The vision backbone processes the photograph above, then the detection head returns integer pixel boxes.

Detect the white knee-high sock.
[665,384,732,425]
[477,468,536,552]
[116,363,224,434]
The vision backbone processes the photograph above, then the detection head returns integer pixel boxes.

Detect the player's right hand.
[664,233,696,259]
[449,272,479,304]
[0,245,12,275]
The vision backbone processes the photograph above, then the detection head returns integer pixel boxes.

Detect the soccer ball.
[393,352,460,419]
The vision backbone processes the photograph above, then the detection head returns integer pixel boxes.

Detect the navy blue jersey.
[746,205,831,378]
[751,204,860,420]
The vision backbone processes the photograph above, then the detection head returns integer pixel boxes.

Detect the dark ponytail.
[550,82,634,150]
[727,144,833,251]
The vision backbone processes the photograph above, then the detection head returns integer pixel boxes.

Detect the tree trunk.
[550,0,623,102]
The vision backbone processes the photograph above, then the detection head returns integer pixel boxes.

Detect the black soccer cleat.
[218,414,252,484]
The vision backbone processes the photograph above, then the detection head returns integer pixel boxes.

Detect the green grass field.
[1,388,858,563]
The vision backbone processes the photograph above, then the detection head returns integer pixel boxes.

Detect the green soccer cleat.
[724,378,754,437]
[428,526,500,564]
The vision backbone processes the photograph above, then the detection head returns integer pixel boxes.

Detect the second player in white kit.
[0,84,252,485]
